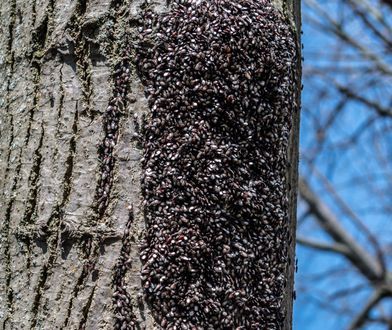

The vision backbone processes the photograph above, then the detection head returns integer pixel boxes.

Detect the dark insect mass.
[105,48,138,328]
[95,53,131,216]
[113,206,139,329]
[136,0,297,328]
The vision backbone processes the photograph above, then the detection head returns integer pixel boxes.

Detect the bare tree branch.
[306,0,392,76]
[347,0,392,51]
[336,83,392,118]
[298,177,384,282]
[328,283,368,300]
[347,289,385,330]
[297,237,352,256]
[310,167,387,275]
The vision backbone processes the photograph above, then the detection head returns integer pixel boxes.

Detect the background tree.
[296,0,392,329]
[0,0,301,329]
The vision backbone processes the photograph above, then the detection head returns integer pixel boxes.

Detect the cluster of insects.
[97,46,138,328]
[136,0,296,328]
[96,54,131,215]
[113,207,139,329]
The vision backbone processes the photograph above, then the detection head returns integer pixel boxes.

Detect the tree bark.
[0,0,300,329]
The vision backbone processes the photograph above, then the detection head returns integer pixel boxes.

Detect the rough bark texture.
[0,0,300,329]
[279,1,301,329]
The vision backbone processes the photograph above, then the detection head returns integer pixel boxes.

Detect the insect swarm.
[95,44,132,216]
[112,206,139,329]
[102,44,139,329]
[136,0,297,328]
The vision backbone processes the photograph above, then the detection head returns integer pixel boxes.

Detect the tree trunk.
[0,0,300,329]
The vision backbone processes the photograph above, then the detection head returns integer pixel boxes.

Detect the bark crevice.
[30,107,79,328]
[66,0,93,116]
[62,236,95,329]
[78,285,97,330]
[21,125,45,228]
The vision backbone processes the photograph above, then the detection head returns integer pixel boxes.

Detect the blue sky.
[293,1,392,329]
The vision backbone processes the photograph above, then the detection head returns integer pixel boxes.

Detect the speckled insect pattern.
[136,0,297,328]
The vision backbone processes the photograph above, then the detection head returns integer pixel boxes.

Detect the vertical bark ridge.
[93,57,130,217]
[18,60,76,329]
[37,61,70,233]
[280,2,301,329]
[6,0,16,72]
[62,235,94,329]
[21,124,45,228]
[30,107,79,328]
[31,0,37,26]
[35,0,119,324]
[0,0,17,217]
[3,105,39,328]
[0,115,14,192]
[0,0,50,325]
[2,179,18,329]
[68,0,93,116]
[93,0,133,218]
[78,284,97,330]
[1,0,136,328]
[75,1,138,326]
[34,1,109,324]
[61,109,79,206]
[51,1,135,325]
[54,64,65,141]
[15,125,45,297]
[0,113,16,330]
[103,1,154,327]
[0,0,17,199]
[3,21,44,329]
